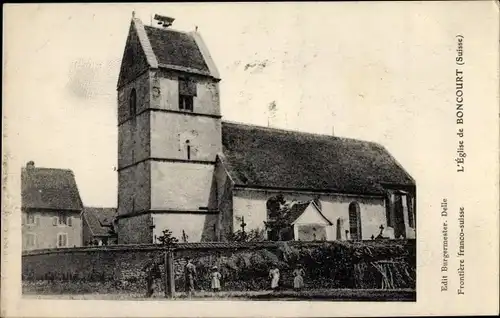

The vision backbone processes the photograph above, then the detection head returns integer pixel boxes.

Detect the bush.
[175,240,415,291]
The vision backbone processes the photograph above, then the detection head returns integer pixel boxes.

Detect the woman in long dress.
[269,266,280,291]
[293,265,305,291]
[211,266,221,292]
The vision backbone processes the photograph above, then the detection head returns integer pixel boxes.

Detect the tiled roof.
[83,207,117,237]
[143,26,210,75]
[284,201,310,224]
[21,165,83,211]
[118,18,220,87]
[284,201,333,225]
[221,121,415,195]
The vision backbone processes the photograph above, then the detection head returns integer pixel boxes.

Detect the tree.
[264,194,293,241]
[156,229,179,245]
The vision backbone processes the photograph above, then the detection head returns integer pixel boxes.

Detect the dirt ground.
[23,288,416,301]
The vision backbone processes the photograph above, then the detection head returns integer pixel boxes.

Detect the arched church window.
[129,88,137,117]
[348,202,362,240]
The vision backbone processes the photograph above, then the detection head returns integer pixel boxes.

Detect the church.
[115,14,417,244]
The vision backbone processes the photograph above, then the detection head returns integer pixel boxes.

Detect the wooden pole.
[165,249,175,298]
[163,251,168,298]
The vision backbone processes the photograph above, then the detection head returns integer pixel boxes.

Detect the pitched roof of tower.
[220,121,415,195]
[143,26,209,73]
[21,163,83,211]
[117,17,220,88]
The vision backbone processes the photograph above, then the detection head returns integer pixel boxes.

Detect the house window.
[129,88,137,117]
[26,233,36,248]
[26,214,36,225]
[57,233,68,248]
[58,214,68,226]
[68,216,73,227]
[348,202,362,240]
[179,78,196,112]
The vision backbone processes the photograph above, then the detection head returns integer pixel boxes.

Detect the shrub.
[174,240,415,291]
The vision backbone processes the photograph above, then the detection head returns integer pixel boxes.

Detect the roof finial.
[195,25,198,32]
[132,11,135,18]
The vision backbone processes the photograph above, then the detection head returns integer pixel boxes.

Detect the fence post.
[164,249,175,298]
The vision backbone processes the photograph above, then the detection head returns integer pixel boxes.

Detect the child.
[211,266,221,293]
[293,264,305,291]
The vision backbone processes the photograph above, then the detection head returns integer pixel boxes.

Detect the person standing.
[210,266,222,293]
[184,258,197,297]
[293,264,305,291]
[143,257,164,298]
[269,265,280,291]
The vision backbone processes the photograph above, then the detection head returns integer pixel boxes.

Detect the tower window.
[129,88,137,117]
[186,140,191,160]
[179,78,196,112]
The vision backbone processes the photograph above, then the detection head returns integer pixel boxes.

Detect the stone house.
[115,14,417,244]
[82,207,118,246]
[21,161,83,250]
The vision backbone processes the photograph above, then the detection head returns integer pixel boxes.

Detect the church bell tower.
[116,13,222,244]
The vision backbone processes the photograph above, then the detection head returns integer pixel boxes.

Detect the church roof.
[21,163,83,211]
[83,207,117,237]
[221,121,415,195]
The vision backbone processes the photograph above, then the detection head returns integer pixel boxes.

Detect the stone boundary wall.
[23,240,416,293]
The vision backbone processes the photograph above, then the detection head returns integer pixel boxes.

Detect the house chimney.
[154,14,175,28]
[331,126,335,136]
[26,161,35,169]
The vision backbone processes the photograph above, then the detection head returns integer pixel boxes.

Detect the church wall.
[150,112,221,161]
[152,213,217,243]
[149,70,220,117]
[214,158,234,241]
[117,214,152,244]
[232,190,267,236]
[232,189,388,241]
[150,161,215,211]
[117,161,150,216]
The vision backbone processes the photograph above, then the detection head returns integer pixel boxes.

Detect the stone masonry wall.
[22,240,416,293]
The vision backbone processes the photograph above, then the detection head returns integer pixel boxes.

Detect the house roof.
[83,207,117,237]
[221,121,415,195]
[21,165,83,211]
[286,201,333,225]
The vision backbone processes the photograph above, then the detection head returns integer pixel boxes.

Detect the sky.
[4,3,500,314]
[3,2,497,207]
